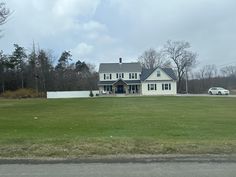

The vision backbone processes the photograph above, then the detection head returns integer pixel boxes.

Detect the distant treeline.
[0,44,98,95]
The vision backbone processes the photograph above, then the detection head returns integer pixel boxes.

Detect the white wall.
[47,90,99,99]
[141,82,177,95]
[99,72,141,81]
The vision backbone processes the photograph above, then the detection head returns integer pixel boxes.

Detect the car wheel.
[209,91,213,95]
[218,92,222,95]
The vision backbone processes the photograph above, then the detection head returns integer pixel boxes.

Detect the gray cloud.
[1,0,236,68]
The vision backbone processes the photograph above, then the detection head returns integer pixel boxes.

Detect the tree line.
[0,44,98,94]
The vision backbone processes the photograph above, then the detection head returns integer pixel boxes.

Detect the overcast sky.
[1,0,236,69]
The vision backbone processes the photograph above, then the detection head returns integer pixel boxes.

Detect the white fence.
[47,90,99,99]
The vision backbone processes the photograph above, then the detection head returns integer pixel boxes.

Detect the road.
[177,94,236,97]
[1,162,236,177]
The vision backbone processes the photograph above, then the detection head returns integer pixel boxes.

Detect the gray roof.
[140,68,156,81]
[141,67,177,81]
[99,62,142,73]
[161,68,177,80]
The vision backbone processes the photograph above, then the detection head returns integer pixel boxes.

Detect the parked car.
[208,87,230,95]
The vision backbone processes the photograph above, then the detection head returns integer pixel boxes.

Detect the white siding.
[141,82,177,95]
[99,72,141,81]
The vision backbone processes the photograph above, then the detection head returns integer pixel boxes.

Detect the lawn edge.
[1,154,236,164]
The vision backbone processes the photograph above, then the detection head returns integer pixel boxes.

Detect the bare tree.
[163,40,197,93]
[0,3,10,25]
[204,65,218,79]
[221,65,236,77]
[0,2,10,37]
[138,48,170,69]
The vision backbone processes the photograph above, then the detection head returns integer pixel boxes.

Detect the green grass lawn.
[0,96,236,157]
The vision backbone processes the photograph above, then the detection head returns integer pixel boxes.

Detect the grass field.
[0,96,236,158]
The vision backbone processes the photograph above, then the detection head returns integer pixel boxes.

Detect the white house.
[98,58,177,95]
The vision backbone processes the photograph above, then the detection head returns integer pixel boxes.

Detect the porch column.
[112,85,115,94]
[125,85,128,94]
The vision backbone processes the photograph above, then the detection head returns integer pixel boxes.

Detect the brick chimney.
[119,57,122,64]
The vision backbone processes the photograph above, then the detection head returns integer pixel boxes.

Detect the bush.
[1,89,41,99]
[89,90,94,97]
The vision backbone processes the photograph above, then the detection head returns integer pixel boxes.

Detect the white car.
[208,87,230,95]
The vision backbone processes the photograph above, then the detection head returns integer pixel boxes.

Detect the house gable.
[143,68,175,81]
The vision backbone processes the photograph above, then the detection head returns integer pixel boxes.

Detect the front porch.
[99,79,141,95]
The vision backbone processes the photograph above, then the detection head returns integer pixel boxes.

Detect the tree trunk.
[1,78,5,93]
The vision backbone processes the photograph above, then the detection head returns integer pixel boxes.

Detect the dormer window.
[117,73,124,79]
[104,74,111,80]
[157,70,161,77]
[129,73,137,79]
[132,73,135,79]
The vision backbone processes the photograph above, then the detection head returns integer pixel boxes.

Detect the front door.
[117,85,124,93]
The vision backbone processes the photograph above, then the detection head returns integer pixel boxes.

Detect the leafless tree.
[204,65,218,79]
[0,2,10,37]
[221,65,236,77]
[138,48,170,69]
[163,40,197,93]
[0,3,10,24]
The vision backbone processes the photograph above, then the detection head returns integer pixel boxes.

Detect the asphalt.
[1,162,236,177]
[176,94,236,97]
[0,154,236,164]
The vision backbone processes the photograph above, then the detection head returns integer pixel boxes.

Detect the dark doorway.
[117,85,124,93]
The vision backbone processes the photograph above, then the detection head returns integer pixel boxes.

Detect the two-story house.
[98,58,177,95]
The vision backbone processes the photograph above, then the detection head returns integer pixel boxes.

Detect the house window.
[129,73,131,79]
[118,73,124,79]
[104,74,111,80]
[116,73,119,79]
[148,84,157,91]
[104,85,112,91]
[135,73,137,79]
[132,73,135,79]
[162,83,171,90]
[165,84,168,90]
[157,70,161,77]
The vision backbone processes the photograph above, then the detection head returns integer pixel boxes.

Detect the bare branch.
[138,48,170,69]
[0,3,10,25]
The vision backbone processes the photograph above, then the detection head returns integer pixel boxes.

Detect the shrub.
[1,89,41,99]
[89,90,94,97]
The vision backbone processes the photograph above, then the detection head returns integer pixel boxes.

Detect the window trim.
[148,83,157,91]
[162,83,172,91]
